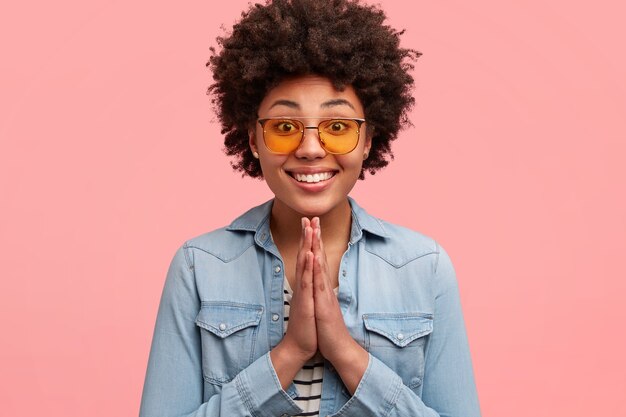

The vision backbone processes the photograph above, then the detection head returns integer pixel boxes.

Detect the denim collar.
[226,197,389,247]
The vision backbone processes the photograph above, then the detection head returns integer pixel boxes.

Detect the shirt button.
[274,265,282,273]
[397,333,405,340]
[219,323,226,331]
[342,270,347,277]
[272,313,280,322]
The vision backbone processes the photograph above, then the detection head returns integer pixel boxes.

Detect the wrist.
[270,339,314,385]
[326,339,369,395]
[327,338,367,370]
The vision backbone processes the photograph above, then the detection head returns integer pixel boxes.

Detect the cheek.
[339,153,365,170]
[258,155,288,179]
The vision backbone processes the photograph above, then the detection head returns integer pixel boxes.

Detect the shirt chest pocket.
[363,312,433,389]
[195,302,263,385]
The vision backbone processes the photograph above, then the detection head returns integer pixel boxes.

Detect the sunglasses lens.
[261,118,361,154]
[263,119,304,153]
[318,119,360,154]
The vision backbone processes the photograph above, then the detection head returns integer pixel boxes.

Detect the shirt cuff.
[331,354,404,417]
[234,352,303,417]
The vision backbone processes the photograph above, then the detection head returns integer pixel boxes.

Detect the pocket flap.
[195,302,263,338]
[363,313,433,347]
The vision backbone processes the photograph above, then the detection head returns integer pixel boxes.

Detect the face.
[249,75,371,220]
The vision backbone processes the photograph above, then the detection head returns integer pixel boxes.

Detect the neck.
[269,198,352,250]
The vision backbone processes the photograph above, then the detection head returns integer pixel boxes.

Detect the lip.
[285,168,337,192]
[285,167,339,175]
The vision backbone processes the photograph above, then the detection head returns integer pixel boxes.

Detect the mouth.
[287,171,337,184]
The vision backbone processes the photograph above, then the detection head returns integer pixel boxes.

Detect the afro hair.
[207,0,420,178]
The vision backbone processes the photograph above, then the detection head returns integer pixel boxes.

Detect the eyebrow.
[267,98,356,111]
[320,99,355,110]
[268,100,300,110]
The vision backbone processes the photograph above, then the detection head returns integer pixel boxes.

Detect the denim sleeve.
[138,244,302,417]
[330,243,481,417]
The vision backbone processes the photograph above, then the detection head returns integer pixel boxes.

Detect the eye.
[329,121,347,132]
[321,119,356,136]
[275,121,298,134]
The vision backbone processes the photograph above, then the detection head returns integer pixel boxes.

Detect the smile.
[289,171,336,183]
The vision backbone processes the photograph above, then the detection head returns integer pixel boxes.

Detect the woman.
[139,1,480,416]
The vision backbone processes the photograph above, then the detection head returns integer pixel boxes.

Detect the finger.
[317,220,325,254]
[293,251,314,310]
[295,226,310,285]
[315,218,330,266]
[311,218,321,257]
[311,216,319,229]
[312,220,330,279]
[309,217,318,239]
[298,218,311,253]
[304,251,313,282]
[303,224,313,253]
[312,234,332,295]
[300,251,314,300]
[311,241,331,297]
[298,216,311,247]
[313,253,326,292]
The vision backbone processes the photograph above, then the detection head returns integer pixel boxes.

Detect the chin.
[288,202,328,218]
[284,196,348,219]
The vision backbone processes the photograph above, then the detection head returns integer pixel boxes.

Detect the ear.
[248,127,258,155]
[364,131,373,157]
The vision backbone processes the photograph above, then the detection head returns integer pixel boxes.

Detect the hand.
[270,218,318,389]
[310,219,369,396]
[309,217,355,364]
[277,218,318,362]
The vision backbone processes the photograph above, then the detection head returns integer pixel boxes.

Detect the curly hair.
[207,0,420,179]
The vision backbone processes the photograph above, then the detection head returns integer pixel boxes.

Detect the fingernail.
[316,228,321,238]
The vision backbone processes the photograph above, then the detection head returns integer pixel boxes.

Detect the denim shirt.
[139,198,481,417]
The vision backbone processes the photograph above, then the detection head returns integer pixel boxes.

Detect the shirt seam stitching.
[363,249,438,268]
[185,242,256,263]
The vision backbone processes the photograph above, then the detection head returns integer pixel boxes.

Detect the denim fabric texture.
[139,198,481,417]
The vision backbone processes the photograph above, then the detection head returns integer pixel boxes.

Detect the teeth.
[294,172,334,183]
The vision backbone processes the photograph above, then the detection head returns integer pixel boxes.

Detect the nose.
[293,126,327,160]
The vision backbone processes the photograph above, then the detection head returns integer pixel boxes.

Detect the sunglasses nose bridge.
[294,125,327,157]
[301,125,323,143]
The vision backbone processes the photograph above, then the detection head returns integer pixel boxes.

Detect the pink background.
[1,1,625,416]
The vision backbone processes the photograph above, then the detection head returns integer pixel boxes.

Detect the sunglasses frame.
[257,117,366,155]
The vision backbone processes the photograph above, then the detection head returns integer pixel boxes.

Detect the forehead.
[258,75,364,116]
